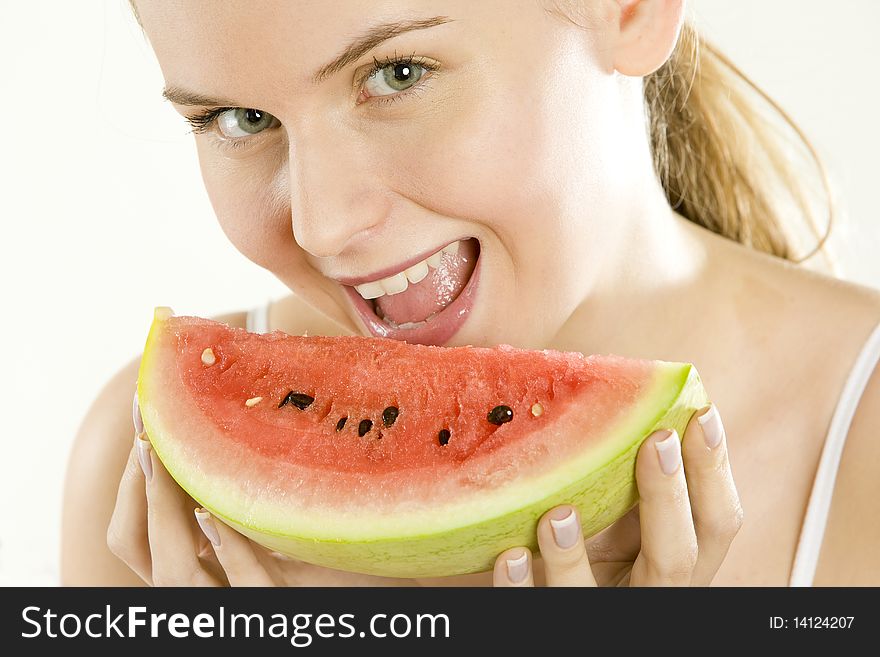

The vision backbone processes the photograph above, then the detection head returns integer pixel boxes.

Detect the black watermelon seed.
[382,406,399,427]
[358,419,373,437]
[278,391,315,410]
[487,405,514,425]
[335,417,347,431]
[438,429,451,446]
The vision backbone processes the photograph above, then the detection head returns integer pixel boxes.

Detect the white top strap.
[789,319,880,586]
[245,299,272,334]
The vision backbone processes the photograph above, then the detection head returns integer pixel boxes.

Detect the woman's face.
[137,0,653,348]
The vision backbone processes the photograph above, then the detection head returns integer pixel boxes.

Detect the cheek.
[388,62,620,268]
[195,140,297,271]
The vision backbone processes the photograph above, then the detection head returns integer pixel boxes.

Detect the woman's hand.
[107,430,275,586]
[492,404,743,586]
[106,393,405,587]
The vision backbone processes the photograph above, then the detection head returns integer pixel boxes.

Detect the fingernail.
[549,507,580,549]
[654,429,681,475]
[135,434,153,481]
[132,390,144,435]
[195,508,221,547]
[697,404,724,449]
[506,550,529,583]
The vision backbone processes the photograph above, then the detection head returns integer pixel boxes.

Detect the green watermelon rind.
[139,309,708,578]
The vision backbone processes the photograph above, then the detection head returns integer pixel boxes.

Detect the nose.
[287,124,388,258]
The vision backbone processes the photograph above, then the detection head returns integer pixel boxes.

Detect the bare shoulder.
[759,258,880,584]
[703,236,880,584]
[811,357,880,585]
[813,314,880,585]
[60,309,248,585]
[723,243,880,381]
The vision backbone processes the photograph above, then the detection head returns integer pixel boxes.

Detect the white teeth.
[404,260,429,284]
[352,240,463,301]
[425,251,443,268]
[381,272,409,296]
[354,281,384,300]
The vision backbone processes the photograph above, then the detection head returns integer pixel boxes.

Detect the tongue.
[375,239,479,326]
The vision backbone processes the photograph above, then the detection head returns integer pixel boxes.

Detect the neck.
[553,194,717,359]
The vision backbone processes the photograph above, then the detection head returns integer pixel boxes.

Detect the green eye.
[364,61,426,96]
[217,108,279,138]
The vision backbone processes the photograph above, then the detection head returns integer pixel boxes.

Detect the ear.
[611,0,685,76]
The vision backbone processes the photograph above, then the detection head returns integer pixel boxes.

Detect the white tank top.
[246,301,880,587]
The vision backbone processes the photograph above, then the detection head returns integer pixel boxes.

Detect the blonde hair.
[644,22,833,266]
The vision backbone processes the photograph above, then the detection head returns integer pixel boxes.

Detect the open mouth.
[342,238,481,345]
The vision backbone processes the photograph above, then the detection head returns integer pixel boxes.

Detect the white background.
[1,1,878,585]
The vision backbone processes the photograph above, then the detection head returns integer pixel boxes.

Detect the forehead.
[136,0,527,101]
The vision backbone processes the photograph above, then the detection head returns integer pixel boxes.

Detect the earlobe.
[612,0,685,77]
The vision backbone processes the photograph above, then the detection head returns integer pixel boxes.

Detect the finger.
[493,548,534,587]
[252,547,298,586]
[106,435,153,584]
[536,506,598,587]
[195,531,229,584]
[630,429,698,586]
[682,404,744,586]
[145,443,218,586]
[195,509,276,586]
[584,505,641,563]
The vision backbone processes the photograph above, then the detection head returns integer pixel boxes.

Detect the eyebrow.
[312,15,452,83]
[162,15,452,107]
[162,87,237,107]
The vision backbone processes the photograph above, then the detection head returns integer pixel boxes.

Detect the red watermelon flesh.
[138,307,707,577]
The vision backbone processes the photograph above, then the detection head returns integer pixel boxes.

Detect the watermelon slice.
[137,307,708,578]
